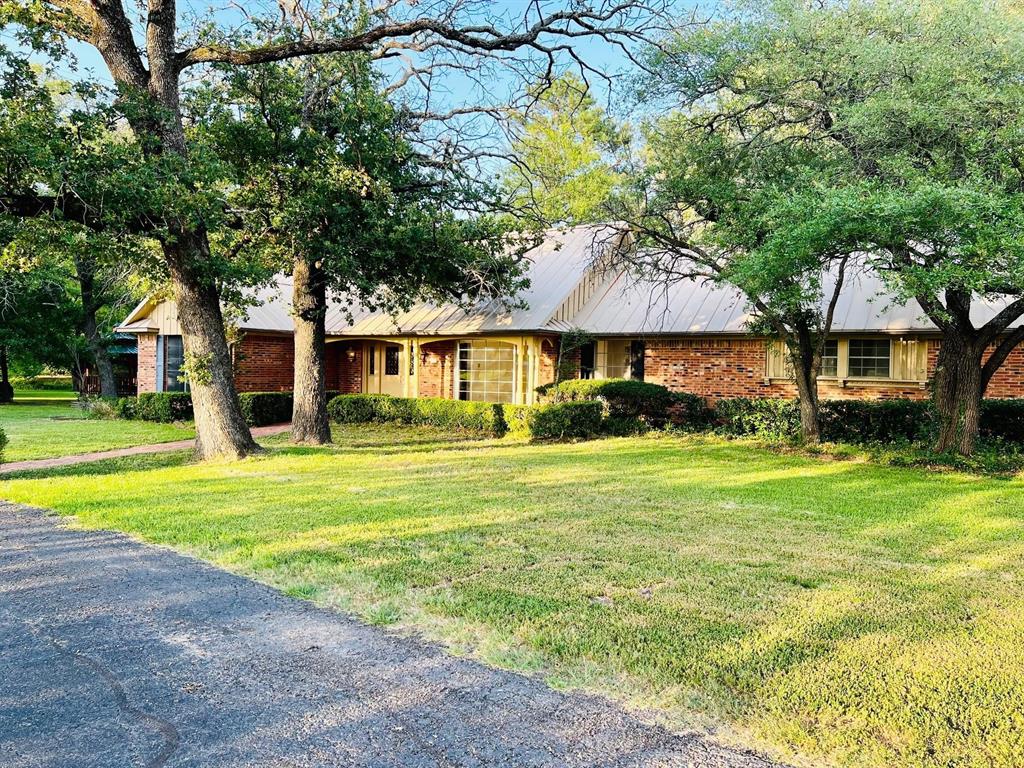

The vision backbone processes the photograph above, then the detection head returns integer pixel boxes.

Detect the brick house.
[117,224,1024,403]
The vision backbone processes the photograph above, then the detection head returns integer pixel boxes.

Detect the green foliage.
[504,74,627,225]
[120,393,194,423]
[10,375,73,391]
[819,400,932,444]
[80,396,119,420]
[327,394,506,436]
[238,392,293,427]
[512,401,604,440]
[0,424,6,464]
[713,398,802,441]
[981,400,1024,443]
[540,378,676,424]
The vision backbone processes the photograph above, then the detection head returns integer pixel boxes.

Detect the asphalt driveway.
[0,502,784,768]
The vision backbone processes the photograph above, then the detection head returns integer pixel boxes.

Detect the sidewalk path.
[0,501,787,768]
[0,423,290,475]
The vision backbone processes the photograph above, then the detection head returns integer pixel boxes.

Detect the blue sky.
[8,0,672,115]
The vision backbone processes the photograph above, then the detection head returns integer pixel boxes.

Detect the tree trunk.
[932,332,984,455]
[792,362,821,444]
[74,255,118,398]
[291,257,332,444]
[0,345,12,403]
[166,237,261,460]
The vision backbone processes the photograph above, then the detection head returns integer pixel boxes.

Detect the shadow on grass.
[0,451,194,481]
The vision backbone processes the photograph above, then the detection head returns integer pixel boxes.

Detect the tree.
[626,0,1024,453]
[504,74,627,225]
[0,51,147,398]
[192,52,526,443]
[5,1,670,459]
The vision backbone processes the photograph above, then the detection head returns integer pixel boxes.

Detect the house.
[116,224,1024,403]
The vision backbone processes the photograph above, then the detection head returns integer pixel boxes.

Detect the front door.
[364,343,404,396]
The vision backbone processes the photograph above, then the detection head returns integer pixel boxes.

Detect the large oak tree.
[5,0,670,458]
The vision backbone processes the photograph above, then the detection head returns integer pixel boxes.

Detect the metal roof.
[217,224,617,336]
[570,262,1021,335]
[120,230,1021,338]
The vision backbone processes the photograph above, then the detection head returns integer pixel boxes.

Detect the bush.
[327,394,506,435]
[114,397,138,419]
[539,378,676,424]
[121,392,194,422]
[80,396,119,420]
[0,425,6,464]
[981,399,1024,443]
[11,375,74,391]
[238,392,293,427]
[328,394,394,424]
[510,400,604,440]
[669,391,713,430]
[713,398,801,440]
[819,399,931,443]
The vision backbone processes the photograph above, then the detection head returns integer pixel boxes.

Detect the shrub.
[981,399,1024,443]
[714,398,801,440]
[819,399,931,443]
[540,378,675,424]
[129,392,194,422]
[328,394,506,435]
[328,394,394,423]
[114,397,138,419]
[669,391,713,431]
[512,400,604,440]
[0,425,6,464]
[238,392,293,427]
[80,396,119,420]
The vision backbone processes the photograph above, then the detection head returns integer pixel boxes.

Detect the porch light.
[345,347,356,362]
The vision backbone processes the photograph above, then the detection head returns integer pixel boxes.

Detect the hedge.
[713,397,1024,445]
[238,392,292,427]
[506,400,604,440]
[117,392,194,422]
[328,394,506,435]
[538,378,677,424]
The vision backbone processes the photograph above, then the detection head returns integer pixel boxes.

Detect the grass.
[2,424,1024,767]
[12,387,78,401]
[0,401,194,462]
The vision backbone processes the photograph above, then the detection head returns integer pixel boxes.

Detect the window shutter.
[892,338,927,381]
[155,335,165,392]
[766,340,792,379]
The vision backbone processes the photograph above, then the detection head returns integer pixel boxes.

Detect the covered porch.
[326,335,559,405]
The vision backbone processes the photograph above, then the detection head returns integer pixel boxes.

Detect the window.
[848,339,891,378]
[457,341,515,402]
[629,340,645,381]
[368,344,375,375]
[384,345,400,376]
[579,341,596,379]
[164,335,187,392]
[820,339,839,378]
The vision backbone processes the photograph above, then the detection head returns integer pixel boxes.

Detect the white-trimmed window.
[820,339,839,378]
[457,341,516,402]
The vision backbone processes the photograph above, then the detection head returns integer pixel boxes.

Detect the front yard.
[1,420,1023,767]
[0,401,194,462]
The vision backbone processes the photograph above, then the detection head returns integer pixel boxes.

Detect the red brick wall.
[331,343,362,394]
[982,343,1024,398]
[418,341,456,399]
[137,333,157,393]
[539,338,559,387]
[232,333,294,392]
[643,336,1024,401]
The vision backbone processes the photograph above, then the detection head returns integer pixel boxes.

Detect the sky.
[5,0,682,116]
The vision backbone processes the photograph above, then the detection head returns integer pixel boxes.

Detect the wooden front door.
[364,343,404,396]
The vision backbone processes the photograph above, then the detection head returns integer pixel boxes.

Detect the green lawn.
[0,402,194,462]
[2,425,1023,767]
[12,388,78,401]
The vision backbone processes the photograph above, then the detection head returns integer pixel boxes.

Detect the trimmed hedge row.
[116,390,335,426]
[505,401,604,440]
[713,397,1024,444]
[116,392,194,423]
[329,394,506,435]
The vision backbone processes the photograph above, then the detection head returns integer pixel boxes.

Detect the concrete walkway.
[0,502,787,768]
[0,424,291,475]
